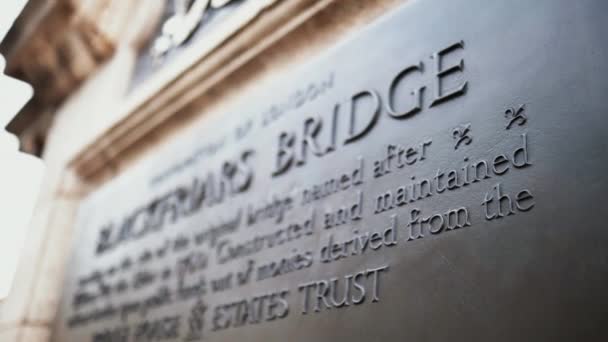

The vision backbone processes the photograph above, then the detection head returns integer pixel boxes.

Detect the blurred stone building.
[0,0,403,340]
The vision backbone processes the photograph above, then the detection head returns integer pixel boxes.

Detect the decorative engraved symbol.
[452,123,472,150]
[184,299,207,341]
[504,104,527,129]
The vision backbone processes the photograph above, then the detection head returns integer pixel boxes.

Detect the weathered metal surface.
[54,0,608,341]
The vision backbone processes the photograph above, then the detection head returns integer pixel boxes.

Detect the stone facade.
[0,0,404,340]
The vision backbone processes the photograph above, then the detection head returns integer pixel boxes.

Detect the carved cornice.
[67,0,405,186]
[1,0,158,135]
[68,0,329,183]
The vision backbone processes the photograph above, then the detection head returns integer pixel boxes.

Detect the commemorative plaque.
[54,0,608,341]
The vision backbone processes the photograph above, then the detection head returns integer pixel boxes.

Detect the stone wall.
[0,0,405,340]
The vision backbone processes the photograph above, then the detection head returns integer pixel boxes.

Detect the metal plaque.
[54,0,608,341]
